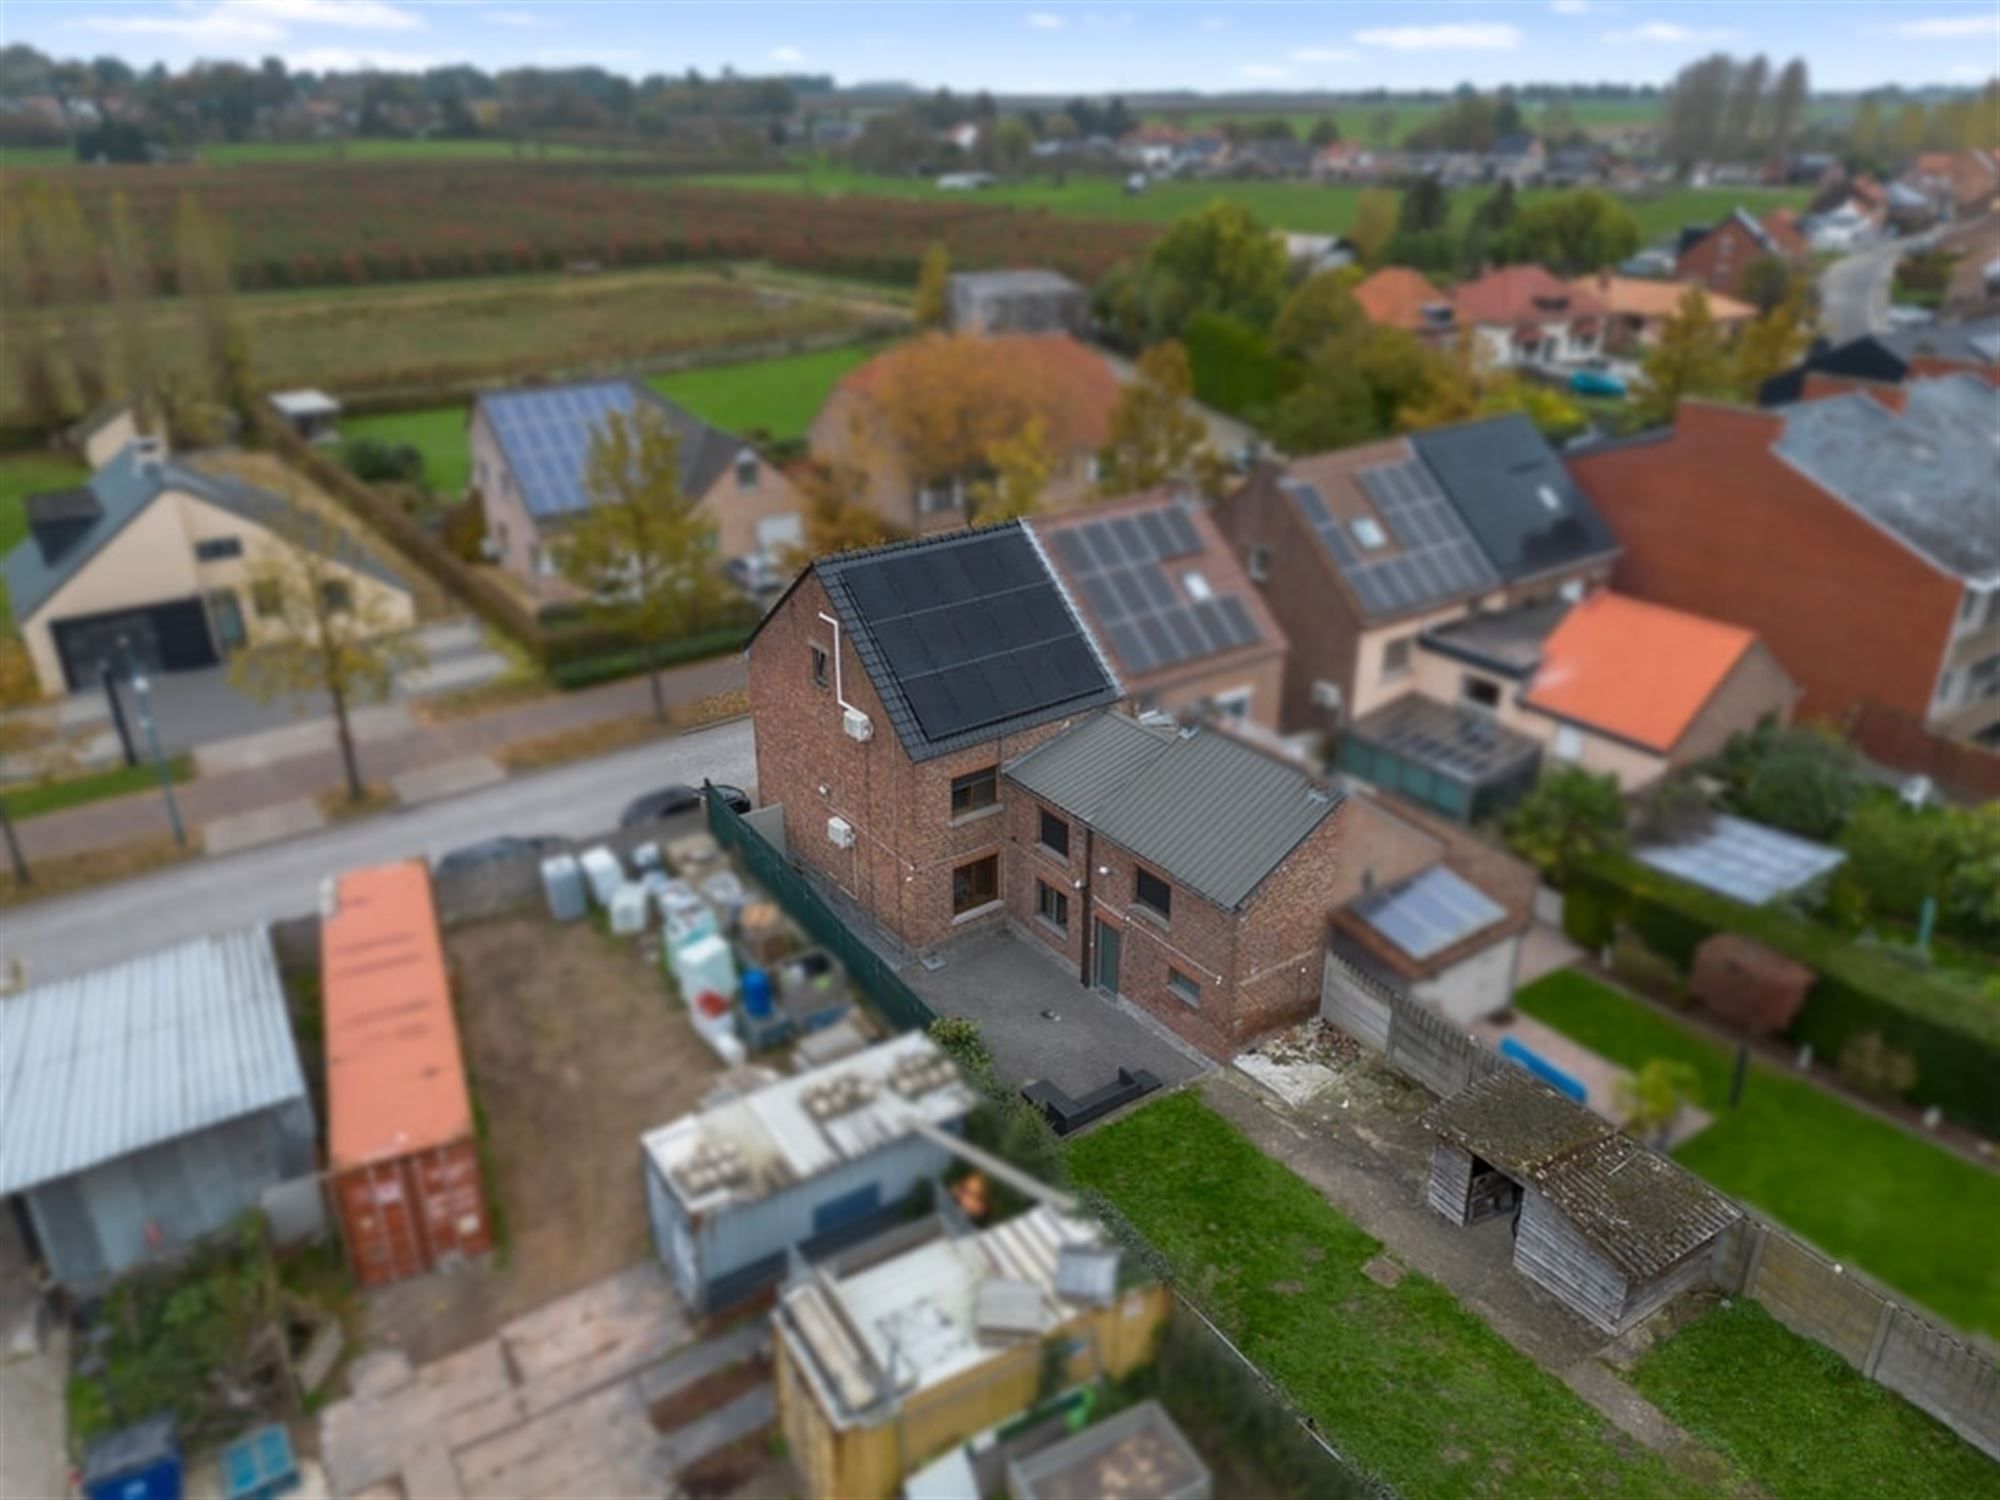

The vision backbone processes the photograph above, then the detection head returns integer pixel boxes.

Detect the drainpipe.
[1078,826,1095,989]
[816,611,861,715]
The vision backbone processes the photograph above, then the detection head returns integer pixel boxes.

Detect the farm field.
[1514,971,2000,1340]
[1631,1300,1998,1498]
[1067,1089,1700,1499]
[0,266,882,425]
[692,163,1814,243]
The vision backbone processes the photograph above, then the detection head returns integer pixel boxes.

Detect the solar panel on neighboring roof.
[834,528,1114,745]
[481,382,644,521]
[1352,865,1506,960]
[1284,467,1498,620]
[1048,504,1259,677]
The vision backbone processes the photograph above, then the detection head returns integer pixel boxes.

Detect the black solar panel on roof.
[1050,504,1260,678]
[1286,459,1498,620]
[1406,416,1619,580]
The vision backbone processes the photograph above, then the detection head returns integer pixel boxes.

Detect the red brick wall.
[749,573,1087,951]
[1568,403,1961,723]
[1675,220,1762,298]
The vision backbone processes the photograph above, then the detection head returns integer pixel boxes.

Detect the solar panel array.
[1353,865,1506,961]
[1047,506,1262,677]
[837,529,1113,743]
[1351,694,1541,782]
[1284,462,1496,619]
[483,383,641,520]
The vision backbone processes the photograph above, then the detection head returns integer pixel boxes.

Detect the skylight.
[1351,517,1388,550]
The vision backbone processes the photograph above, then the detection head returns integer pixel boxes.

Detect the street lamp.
[128,672,186,849]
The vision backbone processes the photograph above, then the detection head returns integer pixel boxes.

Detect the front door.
[1093,919,1121,997]
[207,589,247,653]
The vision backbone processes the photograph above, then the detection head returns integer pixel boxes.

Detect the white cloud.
[288,46,441,72]
[236,0,425,30]
[483,10,551,27]
[770,45,806,64]
[1602,21,1738,44]
[1550,0,1592,12]
[1236,63,1291,81]
[1026,11,1065,29]
[68,10,284,41]
[1291,46,1356,64]
[1871,14,2000,39]
[1949,63,1995,78]
[1200,17,1227,31]
[1353,23,1521,52]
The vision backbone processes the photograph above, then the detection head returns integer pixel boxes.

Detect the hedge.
[1564,854,2000,1136]
[546,623,751,691]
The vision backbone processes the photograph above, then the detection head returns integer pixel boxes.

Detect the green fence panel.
[705,787,936,1035]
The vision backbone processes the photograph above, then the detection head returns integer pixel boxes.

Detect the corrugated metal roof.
[1006,713,1342,910]
[0,927,307,1196]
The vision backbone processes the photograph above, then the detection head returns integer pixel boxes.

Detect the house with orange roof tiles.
[1353,266,1459,344]
[1569,274,1757,354]
[1450,265,1606,372]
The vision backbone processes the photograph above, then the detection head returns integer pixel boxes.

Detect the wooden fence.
[1844,701,2000,803]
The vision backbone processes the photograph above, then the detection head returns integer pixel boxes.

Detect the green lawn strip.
[341,405,472,499]
[1630,1300,2000,1498]
[0,451,90,626]
[1514,971,2000,1339]
[646,344,873,443]
[1067,1090,1700,1499]
[4,755,193,820]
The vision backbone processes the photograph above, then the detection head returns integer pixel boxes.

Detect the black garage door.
[50,598,218,691]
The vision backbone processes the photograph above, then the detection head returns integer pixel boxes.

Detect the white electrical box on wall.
[842,708,873,742]
[826,816,855,848]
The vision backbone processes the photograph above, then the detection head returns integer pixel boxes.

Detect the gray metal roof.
[949,268,1083,298]
[1635,814,1846,906]
[1874,314,2000,368]
[1420,598,1571,679]
[3,443,406,625]
[0,927,310,1196]
[1346,693,1544,787]
[1775,375,2000,581]
[1006,713,1342,910]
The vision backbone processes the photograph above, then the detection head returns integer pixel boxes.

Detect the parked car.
[725,554,785,596]
[1569,364,1628,398]
[618,783,751,827]
[433,834,567,879]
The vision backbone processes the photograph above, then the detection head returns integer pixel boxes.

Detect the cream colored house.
[4,440,413,696]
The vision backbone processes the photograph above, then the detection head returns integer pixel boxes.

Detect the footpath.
[11,654,747,862]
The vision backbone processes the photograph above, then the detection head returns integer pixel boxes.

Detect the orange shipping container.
[322,860,492,1288]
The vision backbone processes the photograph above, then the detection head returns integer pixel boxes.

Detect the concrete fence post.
[1740,1219,1771,1298]
[1862,1300,1896,1381]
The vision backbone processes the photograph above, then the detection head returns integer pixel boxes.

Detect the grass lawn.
[0,452,89,627]
[4,756,192,820]
[1514,971,2000,1340]
[341,405,474,499]
[1631,1300,2000,1499]
[1067,1090,1699,1499]
[646,343,875,443]
[693,163,1812,244]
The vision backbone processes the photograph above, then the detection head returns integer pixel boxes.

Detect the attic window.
[1535,485,1563,513]
[1351,517,1388,550]
[735,451,759,489]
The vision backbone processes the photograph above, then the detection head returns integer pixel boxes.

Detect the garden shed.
[1422,1067,1740,1334]
[1690,933,1815,1035]
[0,928,316,1290]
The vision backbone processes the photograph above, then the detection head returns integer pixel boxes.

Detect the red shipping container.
[322,861,492,1288]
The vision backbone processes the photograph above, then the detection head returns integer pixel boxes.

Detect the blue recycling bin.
[219,1423,300,1500]
[80,1412,181,1500]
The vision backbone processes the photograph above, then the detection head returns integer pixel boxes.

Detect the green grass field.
[1068,1090,1698,1498]
[4,756,192,820]
[0,452,89,628]
[1631,1301,2000,1498]
[339,406,474,498]
[691,163,1812,244]
[1514,972,2000,1339]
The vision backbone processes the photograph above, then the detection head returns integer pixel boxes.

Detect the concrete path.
[0,1219,66,1500]
[391,753,505,806]
[203,795,326,855]
[1817,235,1916,344]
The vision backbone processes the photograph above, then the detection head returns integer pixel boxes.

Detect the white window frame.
[1380,635,1413,684]
[1553,723,1585,762]
[1208,686,1252,722]
[1245,544,1271,583]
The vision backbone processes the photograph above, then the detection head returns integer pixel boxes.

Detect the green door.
[1093,919,1121,997]
[207,589,247,653]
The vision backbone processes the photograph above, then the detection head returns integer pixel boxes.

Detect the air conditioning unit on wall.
[826,816,855,849]
[842,707,873,742]
[1311,680,1344,712]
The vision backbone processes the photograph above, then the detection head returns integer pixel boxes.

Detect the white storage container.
[609,882,650,936]
[540,854,587,923]
[579,846,625,908]
[670,932,738,1006]
[699,871,747,929]
[631,841,664,874]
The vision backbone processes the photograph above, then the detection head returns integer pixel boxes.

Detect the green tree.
[1736,254,1795,315]
[1308,115,1340,147]
[1502,766,1627,883]
[174,193,253,416]
[1096,341,1218,497]
[913,240,950,328]
[0,181,75,428]
[1270,268,1365,359]
[1140,199,1289,338]
[1737,726,1864,840]
[1939,803,2000,946]
[229,505,425,804]
[1616,1059,1702,1149]
[1263,325,1448,454]
[1397,175,1450,235]
[1350,188,1399,266]
[559,408,729,723]
[1769,59,1810,161]
[969,415,1053,525]
[1731,284,1812,400]
[1635,286,1730,425]
[1497,189,1641,275]
[103,191,162,435]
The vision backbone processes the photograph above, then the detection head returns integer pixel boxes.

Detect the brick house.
[946,269,1088,336]
[1450,266,1605,371]
[1758,314,2000,405]
[1569,274,1756,354]
[1001,712,1346,1059]
[1352,267,1458,344]
[1568,377,2000,742]
[1215,414,1620,817]
[746,523,1124,953]
[1036,491,1289,732]
[807,335,1120,535]
[471,380,801,595]
[1674,207,1807,299]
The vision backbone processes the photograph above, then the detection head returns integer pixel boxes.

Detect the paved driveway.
[907,924,1211,1097]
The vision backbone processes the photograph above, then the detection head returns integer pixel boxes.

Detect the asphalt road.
[1817,236,1909,344]
[3,719,756,987]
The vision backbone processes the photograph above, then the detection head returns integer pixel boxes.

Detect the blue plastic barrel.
[742,967,773,1019]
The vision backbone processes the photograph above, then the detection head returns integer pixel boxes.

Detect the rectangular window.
[1209,688,1251,721]
[1245,544,1271,583]
[735,452,759,489]
[320,580,353,614]
[917,479,960,515]
[1134,866,1172,921]
[1036,880,1069,931]
[252,581,283,619]
[194,536,242,562]
[952,854,999,916]
[1462,675,1501,710]
[1381,636,1413,682]
[950,766,998,817]
[1168,968,1200,1007]
[1553,723,1585,761]
[1039,808,1070,858]
[811,643,829,689]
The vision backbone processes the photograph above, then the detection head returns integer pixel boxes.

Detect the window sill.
[1169,989,1201,1009]
[1130,904,1170,931]
[949,803,1004,829]
[1035,914,1070,941]
[952,899,1005,927]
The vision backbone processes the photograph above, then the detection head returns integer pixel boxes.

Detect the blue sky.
[8,2,1996,93]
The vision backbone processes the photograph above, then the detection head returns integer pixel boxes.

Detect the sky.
[6,1,1996,95]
